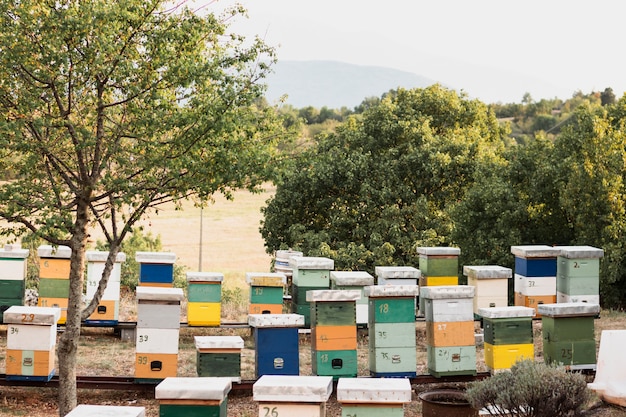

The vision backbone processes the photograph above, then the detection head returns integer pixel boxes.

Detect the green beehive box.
[369,297,415,323]
[557,257,600,278]
[541,316,595,342]
[196,352,240,379]
[188,283,222,303]
[250,286,284,305]
[543,340,596,367]
[311,301,355,326]
[312,349,358,379]
[426,345,477,377]
[483,317,533,345]
[369,322,416,348]
[292,269,331,287]
[369,346,417,374]
[556,275,599,295]
[341,405,404,417]
[38,278,70,298]
[419,256,459,277]
[159,403,226,417]
[0,280,24,299]
[292,284,322,305]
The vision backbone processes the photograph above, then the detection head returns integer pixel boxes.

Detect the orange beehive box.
[6,349,55,378]
[135,353,178,379]
[312,325,357,351]
[249,303,283,315]
[426,321,476,347]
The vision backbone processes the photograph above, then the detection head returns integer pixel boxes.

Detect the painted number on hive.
[9,326,18,334]
[561,349,573,360]
[139,335,149,343]
[137,356,148,365]
[379,303,389,314]
[21,313,34,323]
[263,406,278,417]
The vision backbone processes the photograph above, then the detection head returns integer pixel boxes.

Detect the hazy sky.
[204,0,625,104]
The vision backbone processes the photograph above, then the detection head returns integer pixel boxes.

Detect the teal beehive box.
[290,256,334,326]
[556,246,603,305]
[156,377,231,417]
[538,302,600,370]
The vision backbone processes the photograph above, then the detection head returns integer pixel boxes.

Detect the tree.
[261,86,509,272]
[0,1,282,415]
[600,87,616,106]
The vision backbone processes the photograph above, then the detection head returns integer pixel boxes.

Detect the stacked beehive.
[421,286,476,377]
[511,245,559,316]
[194,336,244,382]
[253,375,333,417]
[0,244,29,321]
[186,272,223,326]
[66,405,146,417]
[155,377,231,417]
[3,305,61,381]
[37,245,71,324]
[246,272,286,315]
[374,266,421,286]
[273,249,303,296]
[135,287,183,382]
[365,285,420,378]
[290,256,334,326]
[249,313,304,378]
[538,302,600,370]
[84,250,126,326]
[308,289,360,380]
[480,306,535,373]
[337,378,412,417]
[135,251,176,287]
[330,270,374,326]
[463,265,512,318]
[416,247,461,315]
[557,246,604,304]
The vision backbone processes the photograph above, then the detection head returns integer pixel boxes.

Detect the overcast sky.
[202,0,626,104]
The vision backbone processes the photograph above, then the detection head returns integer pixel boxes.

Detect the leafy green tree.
[261,86,509,272]
[601,87,616,106]
[0,1,282,414]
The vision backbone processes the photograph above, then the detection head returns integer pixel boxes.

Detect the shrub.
[466,360,591,417]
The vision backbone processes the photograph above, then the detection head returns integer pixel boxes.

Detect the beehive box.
[0,245,29,321]
[136,287,184,329]
[420,286,475,322]
[84,251,126,324]
[557,292,600,304]
[249,314,304,377]
[65,405,146,417]
[515,274,556,296]
[186,272,223,326]
[330,271,374,325]
[253,375,333,417]
[511,245,560,277]
[374,266,421,286]
[37,245,72,279]
[135,251,176,287]
[337,377,411,417]
[479,306,534,345]
[3,305,61,381]
[365,285,420,324]
[246,273,286,315]
[194,336,243,382]
[290,257,334,287]
[156,377,231,417]
[426,321,475,347]
[416,247,461,277]
[538,303,600,369]
[463,265,512,314]
[426,345,477,377]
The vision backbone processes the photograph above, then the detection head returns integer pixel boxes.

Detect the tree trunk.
[57,200,90,416]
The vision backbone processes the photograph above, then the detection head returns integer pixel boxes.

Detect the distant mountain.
[263,60,436,109]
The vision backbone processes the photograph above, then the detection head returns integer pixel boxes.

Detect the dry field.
[1,186,626,416]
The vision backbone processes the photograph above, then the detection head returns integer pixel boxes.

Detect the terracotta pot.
[419,389,479,417]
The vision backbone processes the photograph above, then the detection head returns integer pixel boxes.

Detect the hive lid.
[306,289,361,302]
[420,285,475,299]
[3,305,61,325]
[364,285,419,298]
[537,302,600,317]
[86,250,126,263]
[186,271,224,282]
[248,314,305,328]
[37,244,72,258]
[275,249,304,259]
[194,336,244,350]
[155,377,232,400]
[416,246,461,256]
[134,251,176,264]
[288,256,334,270]
[136,286,184,301]
[510,245,561,259]
[253,375,333,402]
[557,246,604,259]
[336,377,411,403]
[245,272,287,285]
[0,244,29,259]
[479,306,535,319]
[330,271,374,286]
[374,266,421,279]
[463,265,512,279]
[66,405,146,417]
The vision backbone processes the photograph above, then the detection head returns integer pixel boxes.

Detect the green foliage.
[261,85,509,272]
[221,286,245,306]
[466,360,591,417]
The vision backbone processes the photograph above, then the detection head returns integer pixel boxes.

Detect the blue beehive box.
[249,314,304,378]
[136,252,176,286]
